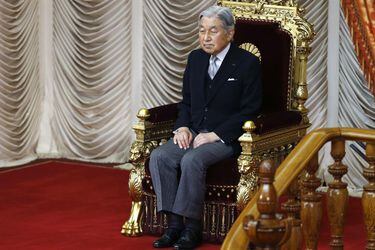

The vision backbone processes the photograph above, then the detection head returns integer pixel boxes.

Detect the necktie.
[208,56,219,79]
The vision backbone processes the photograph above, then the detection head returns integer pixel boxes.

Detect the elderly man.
[149,5,262,249]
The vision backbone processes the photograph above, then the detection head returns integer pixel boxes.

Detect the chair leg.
[121,167,144,236]
[121,201,143,236]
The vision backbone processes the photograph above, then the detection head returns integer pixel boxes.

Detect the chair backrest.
[235,20,291,113]
[219,0,314,122]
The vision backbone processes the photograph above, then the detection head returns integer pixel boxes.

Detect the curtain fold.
[298,0,329,181]
[52,0,132,161]
[336,8,375,195]
[0,0,41,166]
[300,0,329,131]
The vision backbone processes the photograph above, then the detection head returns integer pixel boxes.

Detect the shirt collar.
[213,43,231,62]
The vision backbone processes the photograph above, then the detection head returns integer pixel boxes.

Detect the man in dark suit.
[150,5,261,249]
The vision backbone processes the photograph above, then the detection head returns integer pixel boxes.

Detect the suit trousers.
[149,133,234,220]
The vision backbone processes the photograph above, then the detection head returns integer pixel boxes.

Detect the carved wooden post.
[327,138,348,249]
[301,153,322,250]
[281,178,302,250]
[243,160,291,250]
[363,142,375,250]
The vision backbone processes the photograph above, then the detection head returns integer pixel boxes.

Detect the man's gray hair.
[199,6,235,31]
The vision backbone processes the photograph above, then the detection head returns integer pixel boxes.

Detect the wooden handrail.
[222,127,375,250]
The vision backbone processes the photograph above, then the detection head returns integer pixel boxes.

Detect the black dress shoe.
[173,228,202,250]
[153,228,181,248]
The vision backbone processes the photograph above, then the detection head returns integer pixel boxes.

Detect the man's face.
[199,16,234,55]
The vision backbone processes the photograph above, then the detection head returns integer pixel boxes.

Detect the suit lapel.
[206,44,239,104]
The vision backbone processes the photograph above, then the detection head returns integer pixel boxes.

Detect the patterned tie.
[208,56,219,79]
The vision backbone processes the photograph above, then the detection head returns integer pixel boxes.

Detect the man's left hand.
[193,132,220,148]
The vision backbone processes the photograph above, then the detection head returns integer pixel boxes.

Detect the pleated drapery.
[51,0,132,161]
[301,0,329,131]
[336,8,375,195]
[0,0,41,166]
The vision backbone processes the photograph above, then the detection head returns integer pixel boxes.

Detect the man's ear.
[228,29,235,42]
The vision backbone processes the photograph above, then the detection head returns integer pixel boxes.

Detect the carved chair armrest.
[254,111,303,135]
[147,103,178,124]
[235,111,309,210]
[239,111,308,157]
[133,103,178,143]
[128,103,178,164]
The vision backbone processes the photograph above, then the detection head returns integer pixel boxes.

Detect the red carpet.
[0,161,219,250]
[0,161,366,249]
[317,195,366,249]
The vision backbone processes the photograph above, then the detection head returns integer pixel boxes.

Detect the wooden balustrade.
[301,153,322,250]
[243,160,291,249]
[222,128,375,250]
[280,178,302,250]
[363,142,375,250]
[327,138,348,249]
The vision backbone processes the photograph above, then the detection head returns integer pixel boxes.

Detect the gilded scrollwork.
[128,144,145,205]
[129,140,158,163]
[236,126,306,211]
[122,157,145,236]
[296,46,311,55]
[230,0,296,6]
[241,125,308,154]
[127,139,160,207]
[254,1,265,14]
[123,139,159,236]
[238,154,261,175]
[123,108,174,237]
[295,85,308,103]
[237,166,259,211]
[128,167,143,201]
[129,141,143,163]
[295,17,315,43]
[237,154,261,210]
[135,121,174,142]
[219,0,315,44]
[219,0,296,22]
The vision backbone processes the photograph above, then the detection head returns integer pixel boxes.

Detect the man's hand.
[173,127,193,149]
[193,132,220,148]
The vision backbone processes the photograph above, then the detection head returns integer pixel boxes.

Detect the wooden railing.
[222,128,375,250]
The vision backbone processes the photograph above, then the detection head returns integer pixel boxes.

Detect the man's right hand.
[173,127,193,150]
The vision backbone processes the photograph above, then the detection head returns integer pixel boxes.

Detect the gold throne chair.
[121,0,314,243]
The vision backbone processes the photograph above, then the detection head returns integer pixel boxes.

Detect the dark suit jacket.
[174,43,262,154]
